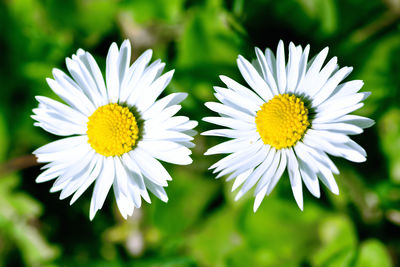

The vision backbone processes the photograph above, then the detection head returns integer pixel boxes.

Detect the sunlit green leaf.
[355,239,392,267]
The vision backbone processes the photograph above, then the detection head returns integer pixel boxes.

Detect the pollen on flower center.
[87,103,139,157]
[255,94,310,150]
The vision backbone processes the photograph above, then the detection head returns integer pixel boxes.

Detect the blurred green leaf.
[378,108,400,183]
[0,174,59,265]
[297,0,338,35]
[174,1,243,112]
[312,215,357,266]
[188,206,241,267]
[150,167,219,234]
[358,35,400,117]
[239,197,323,266]
[122,0,185,23]
[355,239,392,267]
[176,1,241,71]
[0,111,9,162]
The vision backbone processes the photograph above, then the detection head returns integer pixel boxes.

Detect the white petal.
[204,137,255,155]
[126,177,141,209]
[143,179,168,202]
[296,142,339,174]
[32,113,87,136]
[276,40,287,94]
[313,103,364,123]
[144,129,193,142]
[80,51,109,104]
[117,40,131,88]
[128,171,150,205]
[127,60,165,107]
[296,47,329,95]
[201,129,254,139]
[312,66,353,107]
[234,147,272,200]
[255,48,279,95]
[237,55,273,101]
[59,155,97,200]
[338,140,367,162]
[332,115,375,129]
[34,136,86,155]
[296,144,339,195]
[142,93,187,120]
[114,157,130,201]
[35,96,88,125]
[66,56,103,107]
[316,92,369,114]
[130,148,171,186]
[106,42,120,103]
[138,141,192,165]
[312,122,363,135]
[202,117,255,131]
[253,185,268,212]
[89,156,114,220]
[136,70,174,112]
[326,80,364,101]
[210,139,263,171]
[294,146,320,198]
[313,159,339,195]
[214,86,259,115]
[51,149,95,193]
[253,148,280,194]
[294,45,310,93]
[264,47,277,79]
[36,163,66,183]
[35,139,90,163]
[119,49,153,103]
[286,42,301,92]
[214,140,264,173]
[307,56,338,97]
[219,75,265,106]
[304,131,366,162]
[170,120,198,131]
[204,102,255,123]
[144,105,182,128]
[217,144,268,178]
[114,157,135,218]
[307,129,351,144]
[48,73,95,116]
[70,154,103,205]
[303,131,345,158]
[266,149,288,195]
[287,148,303,210]
[113,185,133,219]
[232,169,253,191]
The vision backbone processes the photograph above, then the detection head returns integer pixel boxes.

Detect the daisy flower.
[33,40,197,220]
[203,41,374,211]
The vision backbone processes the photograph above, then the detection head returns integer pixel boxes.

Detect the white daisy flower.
[33,40,197,220]
[203,41,374,211]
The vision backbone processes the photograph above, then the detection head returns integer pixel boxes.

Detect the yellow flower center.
[87,103,139,157]
[255,94,310,149]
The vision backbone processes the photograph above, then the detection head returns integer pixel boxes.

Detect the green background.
[0,0,399,266]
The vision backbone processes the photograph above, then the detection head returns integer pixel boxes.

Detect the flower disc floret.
[87,103,139,157]
[256,94,309,149]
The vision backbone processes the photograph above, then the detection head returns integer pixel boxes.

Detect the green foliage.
[0,174,58,266]
[356,239,392,267]
[0,0,399,266]
[379,108,400,182]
